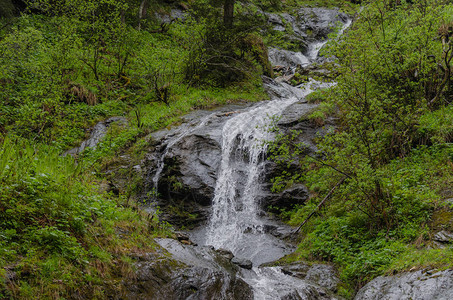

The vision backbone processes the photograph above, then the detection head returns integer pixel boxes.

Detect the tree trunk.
[223,0,235,28]
[138,0,150,30]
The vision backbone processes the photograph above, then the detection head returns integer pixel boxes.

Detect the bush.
[268,0,453,292]
[0,0,15,18]
[183,3,269,87]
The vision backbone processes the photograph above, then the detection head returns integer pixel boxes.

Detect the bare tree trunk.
[429,36,453,107]
[138,0,150,30]
[223,0,235,28]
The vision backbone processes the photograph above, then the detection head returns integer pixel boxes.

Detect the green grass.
[0,136,173,299]
[0,3,269,298]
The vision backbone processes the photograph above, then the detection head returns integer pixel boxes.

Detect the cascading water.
[204,17,350,299]
[203,81,328,266]
[150,10,351,300]
[202,18,352,265]
[307,18,353,60]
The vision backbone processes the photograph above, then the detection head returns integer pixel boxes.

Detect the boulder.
[281,262,340,293]
[159,133,222,205]
[434,230,453,243]
[260,184,309,213]
[277,102,317,127]
[232,257,253,270]
[262,76,312,100]
[124,239,254,300]
[141,113,223,226]
[127,259,252,300]
[268,48,310,69]
[216,248,234,260]
[354,269,453,300]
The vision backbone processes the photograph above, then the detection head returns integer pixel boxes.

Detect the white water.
[307,18,353,60]
[243,266,341,300]
[202,15,351,299]
[150,11,352,299]
[307,40,328,60]
[203,81,323,265]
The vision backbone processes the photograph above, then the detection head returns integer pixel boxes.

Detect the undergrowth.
[0,136,172,299]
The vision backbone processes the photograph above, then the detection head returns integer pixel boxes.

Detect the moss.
[430,208,453,232]
[239,33,274,78]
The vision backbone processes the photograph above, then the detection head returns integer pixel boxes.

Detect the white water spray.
[204,82,323,265]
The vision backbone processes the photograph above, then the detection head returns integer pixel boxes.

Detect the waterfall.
[203,81,329,265]
[307,18,353,60]
[149,8,352,299]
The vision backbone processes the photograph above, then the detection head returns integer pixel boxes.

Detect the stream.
[147,7,351,300]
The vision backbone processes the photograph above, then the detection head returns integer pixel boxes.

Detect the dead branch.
[292,177,346,235]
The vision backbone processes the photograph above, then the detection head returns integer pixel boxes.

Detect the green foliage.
[251,0,283,12]
[0,136,169,298]
[0,0,268,148]
[418,105,453,144]
[308,101,335,125]
[0,0,268,297]
[183,3,270,86]
[301,0,453,228]
[268,0,453,293]
[0,0,15,18]
[248,0,357,13]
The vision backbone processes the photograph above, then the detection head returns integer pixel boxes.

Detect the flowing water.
[307,18,352,60]
[200,16,352,265]
[152,11,351,299]
[201,80,331,266]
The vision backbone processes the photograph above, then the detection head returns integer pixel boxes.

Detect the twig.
[306,153,374,201]
[305,154,353,179]
[292,176,346,235]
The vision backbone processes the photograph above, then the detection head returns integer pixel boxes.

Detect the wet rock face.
[281,262,341,293]
[260,101,331,214]
[125,239,253,300]
[297,7,348,42]
[143,97,326,222]
[248,265,343,300]
[268,48,310,69]
[168,266,252,300]
[263,76,310,100]
[266,7,348,54]
[232,257,253,270]
[261,184,309,213]
[280,288,334,300]
[354,269,453,300]
[433,230,453,243]
[158,133,222,206]
[141,106,252,227]
[128,259,253,300]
